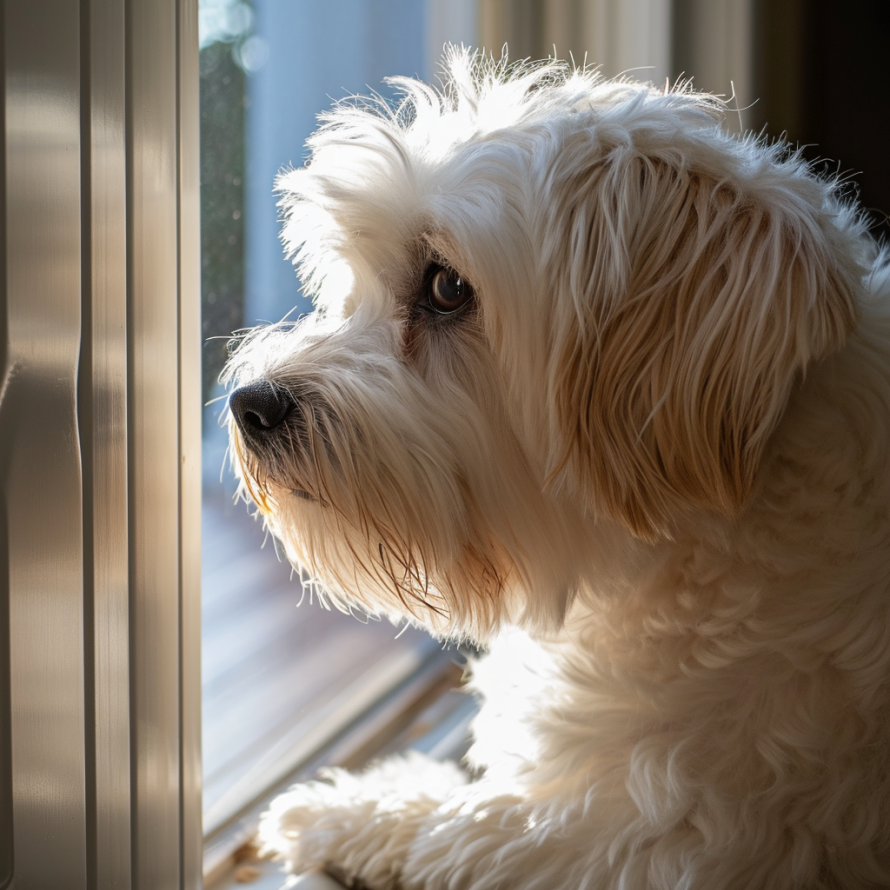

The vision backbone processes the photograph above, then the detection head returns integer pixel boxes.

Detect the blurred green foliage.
[200,40,246,408]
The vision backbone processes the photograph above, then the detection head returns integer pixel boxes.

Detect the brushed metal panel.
[81,0,132,885]
[177,1,203,887]
[3,0,87,886]
[128,0,182,885]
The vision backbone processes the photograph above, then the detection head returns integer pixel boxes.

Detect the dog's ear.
[548,149,860,538]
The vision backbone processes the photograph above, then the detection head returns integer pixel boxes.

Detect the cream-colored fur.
[226,50,890,889]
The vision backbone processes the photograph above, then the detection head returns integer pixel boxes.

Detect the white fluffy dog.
[226,50,890,889]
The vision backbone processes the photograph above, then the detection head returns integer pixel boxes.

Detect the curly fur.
[225,49,890,889]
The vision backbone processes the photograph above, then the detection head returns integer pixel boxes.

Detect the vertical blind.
[1,0,201,887]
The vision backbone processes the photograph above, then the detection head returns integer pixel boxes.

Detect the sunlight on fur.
[224,48,890,889]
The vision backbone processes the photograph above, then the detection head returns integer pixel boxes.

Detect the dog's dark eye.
[426,266,474,314]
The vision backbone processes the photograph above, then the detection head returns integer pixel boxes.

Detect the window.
[198,0,479,867]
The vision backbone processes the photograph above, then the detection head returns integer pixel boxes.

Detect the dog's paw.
[258,753,467,889]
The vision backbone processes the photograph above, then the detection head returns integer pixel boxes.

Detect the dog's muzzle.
[229,380,295,443]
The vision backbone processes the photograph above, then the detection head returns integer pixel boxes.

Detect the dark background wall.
[751,0,890,242]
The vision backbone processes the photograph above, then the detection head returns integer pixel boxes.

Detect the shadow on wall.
[673,0,890,243]
[750,0,890,243]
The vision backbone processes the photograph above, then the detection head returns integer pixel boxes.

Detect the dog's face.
[226,52,863,643]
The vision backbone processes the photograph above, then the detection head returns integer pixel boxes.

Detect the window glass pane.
[199,0,474,836]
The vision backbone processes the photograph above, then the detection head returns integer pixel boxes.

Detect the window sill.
[204,655,477,889]
[222,863,344,890]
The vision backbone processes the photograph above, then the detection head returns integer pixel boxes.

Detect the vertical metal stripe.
[127,0,182,886]
[81,1,97,883]
[4,1,87,887]
[82,0,133,885]
[176,0,203,886]
[0,6,12,887]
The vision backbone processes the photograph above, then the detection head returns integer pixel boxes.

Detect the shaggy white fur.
[226,49,890,889]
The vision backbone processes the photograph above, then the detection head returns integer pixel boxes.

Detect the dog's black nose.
[230,380,294,437]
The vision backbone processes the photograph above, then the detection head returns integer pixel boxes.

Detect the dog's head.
[225,51,865,642]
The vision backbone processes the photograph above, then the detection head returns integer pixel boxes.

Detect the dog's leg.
[400,776,647,890]
[260,755,647,890]
[258,752,468,889]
